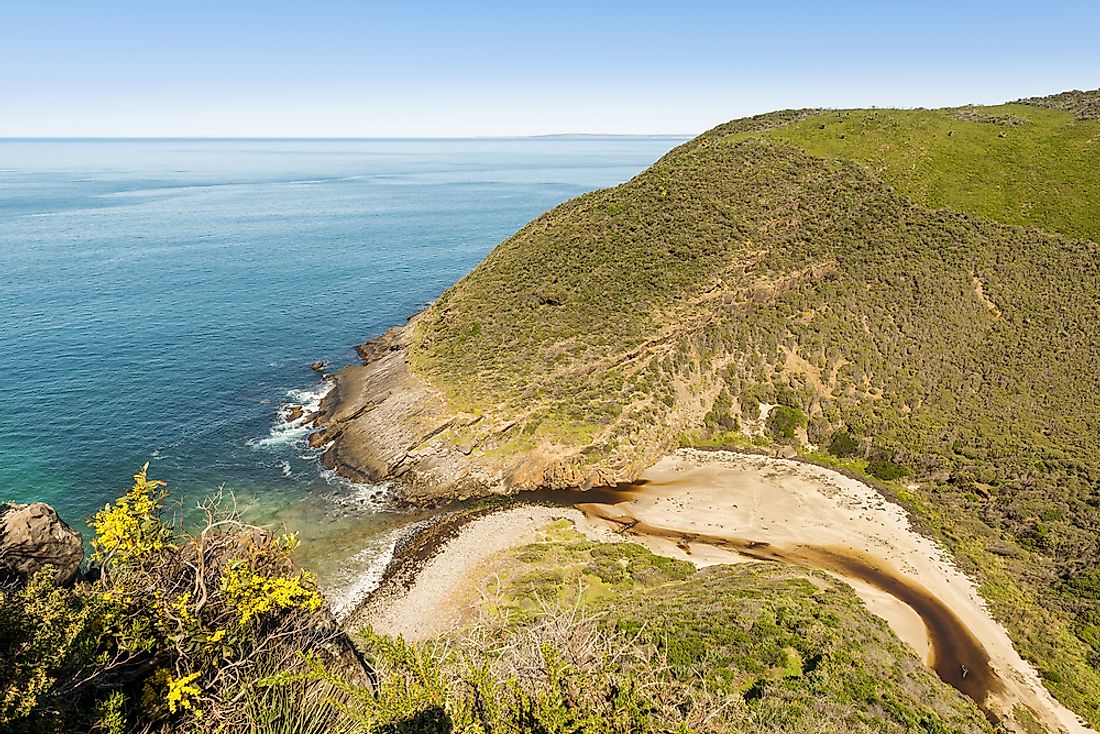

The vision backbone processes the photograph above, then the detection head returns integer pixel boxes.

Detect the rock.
[308,430,331,449]
[0,502,84,585]
[778,445,799,459]
[285,404,304,423]
[310,361,327,372]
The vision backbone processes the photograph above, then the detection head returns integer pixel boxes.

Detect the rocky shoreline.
[307,317,658,504]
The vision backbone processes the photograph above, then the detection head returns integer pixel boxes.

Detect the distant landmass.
[529,133,693,139]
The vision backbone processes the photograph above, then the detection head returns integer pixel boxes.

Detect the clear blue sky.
[2,0,1097,136]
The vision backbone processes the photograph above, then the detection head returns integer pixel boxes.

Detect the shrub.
[766,405,806,443]
[0,466,341,733]
[828,430,860,458]
[867,459,911,482]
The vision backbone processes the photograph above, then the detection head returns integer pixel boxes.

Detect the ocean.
[0,136,682,607]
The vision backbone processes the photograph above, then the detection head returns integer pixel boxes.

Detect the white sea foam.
[248,381,333,450]
[326,528,403,620]
[318,467,394,512]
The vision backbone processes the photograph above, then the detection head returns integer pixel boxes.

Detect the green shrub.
[0,466,335,733]
[828,430,860,458]
[867,459,911,481]
[766,405,806,443]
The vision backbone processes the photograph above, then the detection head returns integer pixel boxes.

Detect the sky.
[1,0,1098,137]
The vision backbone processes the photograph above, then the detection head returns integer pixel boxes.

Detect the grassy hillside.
[399,89,1100,724]
[763,103,1100,241]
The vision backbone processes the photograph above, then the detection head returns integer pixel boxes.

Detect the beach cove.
[349,449,1091,734]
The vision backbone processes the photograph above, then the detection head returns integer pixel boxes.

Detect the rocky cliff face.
[0,502,84,585]
[311,318,657,503]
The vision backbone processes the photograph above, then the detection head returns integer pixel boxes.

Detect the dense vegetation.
[2,482,998,733]
[0,467,348,733]
[404,90,1100,724]
[763,104,1100,242]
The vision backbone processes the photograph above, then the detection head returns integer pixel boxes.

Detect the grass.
[460,536,997,733]
[324,534,994,733]
[761,104,1100,242]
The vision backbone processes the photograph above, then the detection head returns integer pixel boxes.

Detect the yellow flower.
[220,561,322,625]
[165,671,201,713]
[90,463,170,563]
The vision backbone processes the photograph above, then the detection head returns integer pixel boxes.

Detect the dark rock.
[0,502,84,585]
[310,361,327,372]
[285,404,305,423]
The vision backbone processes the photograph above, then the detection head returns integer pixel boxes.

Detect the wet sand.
[570,450,1090,734]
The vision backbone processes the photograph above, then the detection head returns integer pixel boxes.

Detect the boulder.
[310,361,327,372]
[308,430,331,449]
[285,404,305,423]
[0,502,84,585]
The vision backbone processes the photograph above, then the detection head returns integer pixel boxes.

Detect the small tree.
[766,405,806,443]
[827,430,860,458]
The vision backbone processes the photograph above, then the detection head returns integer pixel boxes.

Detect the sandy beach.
[344,505,622,639]
[351,449,1091,734]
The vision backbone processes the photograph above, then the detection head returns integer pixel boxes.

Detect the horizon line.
[0,133,696,142]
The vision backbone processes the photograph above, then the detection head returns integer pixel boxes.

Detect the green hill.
[319,89,1100,724]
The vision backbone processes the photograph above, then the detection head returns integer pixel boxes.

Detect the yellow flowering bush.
[1,464,334,732]
[89,463,171,563]
[165,671,201,714]
[221,561,322,625]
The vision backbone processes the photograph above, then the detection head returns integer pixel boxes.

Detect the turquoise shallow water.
[0,137,681,604]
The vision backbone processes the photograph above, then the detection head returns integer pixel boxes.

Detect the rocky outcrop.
[311,318,659,504]
[313,321,496,502]
[0,502,85,585]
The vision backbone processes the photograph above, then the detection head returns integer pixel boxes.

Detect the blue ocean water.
[0,137,680,601]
